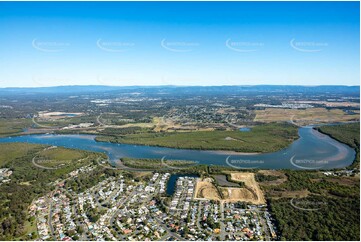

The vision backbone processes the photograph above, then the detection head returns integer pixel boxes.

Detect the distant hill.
[0,85,359,96]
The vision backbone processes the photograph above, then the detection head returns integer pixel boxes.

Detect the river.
[0,126,355,170]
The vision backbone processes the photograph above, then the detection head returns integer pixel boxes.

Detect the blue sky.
[0,1,359,87]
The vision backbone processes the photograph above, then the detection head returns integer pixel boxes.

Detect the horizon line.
[0,84,360,89]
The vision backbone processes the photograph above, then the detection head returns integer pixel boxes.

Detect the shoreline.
[206,150,260,155]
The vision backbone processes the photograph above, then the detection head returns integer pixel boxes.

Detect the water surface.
[0,127,355,170]
[166,174,199,195]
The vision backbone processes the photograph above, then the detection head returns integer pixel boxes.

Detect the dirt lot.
[194,178,221,200]
[221,187,261,203]
[195,173,266,204]
[254,108,359,125]
[38,111,84,120]
[229,172,266,204]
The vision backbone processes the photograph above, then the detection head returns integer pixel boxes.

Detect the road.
[153,216,184,241]
[219,201,226,240]
[96,114,105,126]
[32,156,57,170]
[109,190,137,226]
[196,201,203,231]
[47,191,56,240]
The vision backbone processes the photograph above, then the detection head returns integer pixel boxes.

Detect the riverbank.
[0,124,355,170]
[316,122,360,169]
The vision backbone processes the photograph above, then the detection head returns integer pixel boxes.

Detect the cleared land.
[229,172,266,204]
[194,178,221,200]
[38,111,84,120]
[255,108,359,125]
[195,173,266,204]
[220,187,258,203]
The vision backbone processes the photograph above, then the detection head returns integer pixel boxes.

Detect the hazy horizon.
[0,84,360,90]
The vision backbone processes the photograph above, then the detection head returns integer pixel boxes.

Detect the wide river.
[0,126,355,170]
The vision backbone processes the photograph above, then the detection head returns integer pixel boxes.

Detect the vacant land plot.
[38,111,84,120]
[255,108,359,125]
[229,172,266,204]
[194,179,221,200]
[221,187,257,203]
[196,173,266,204]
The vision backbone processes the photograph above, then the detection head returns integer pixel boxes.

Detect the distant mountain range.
[0,85,359,95]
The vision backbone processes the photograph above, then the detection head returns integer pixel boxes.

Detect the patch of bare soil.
[228,172,266,204]
[194,179,221,200]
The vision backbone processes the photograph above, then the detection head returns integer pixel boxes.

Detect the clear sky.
[0,1,359,87]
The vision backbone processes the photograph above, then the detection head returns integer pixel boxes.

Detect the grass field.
[38,147,86,161]
[96,123,298,153]
[0,143,43,166]
[0,118,32,137]
[255,108,359,125]
[35,147,88,168]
